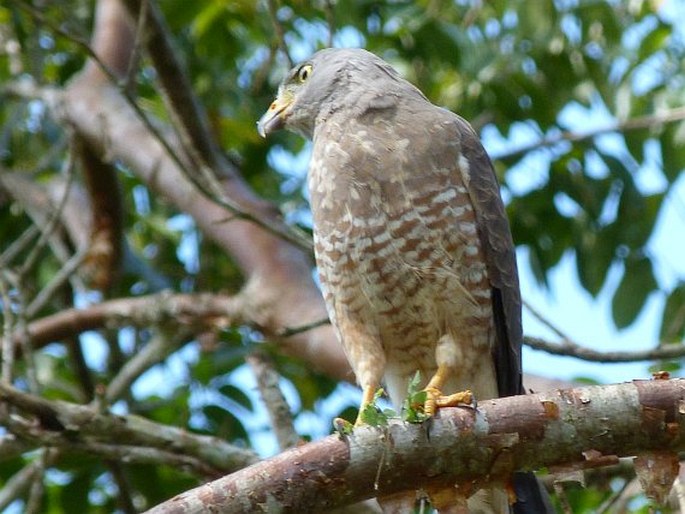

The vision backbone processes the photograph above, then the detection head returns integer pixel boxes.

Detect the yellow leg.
[423,365,473,417]
[354,384,378,426]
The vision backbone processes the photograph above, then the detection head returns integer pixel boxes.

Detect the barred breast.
[308,109,498,406]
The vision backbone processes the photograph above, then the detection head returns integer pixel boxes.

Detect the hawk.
[258,48,550,513]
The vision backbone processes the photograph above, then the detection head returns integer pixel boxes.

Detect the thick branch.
[75,137,124,292]
[146,379,685,513]
[0,382,258,474]
[16,292,242,350]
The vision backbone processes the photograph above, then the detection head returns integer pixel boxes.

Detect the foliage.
[0,0,683,512]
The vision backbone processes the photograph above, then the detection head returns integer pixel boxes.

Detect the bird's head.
[257,48,421,140]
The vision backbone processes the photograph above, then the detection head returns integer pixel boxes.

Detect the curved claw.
[424,387,473,417]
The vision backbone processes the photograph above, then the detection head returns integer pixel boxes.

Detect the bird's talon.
[422,387,474,417]
[435,389,474,408]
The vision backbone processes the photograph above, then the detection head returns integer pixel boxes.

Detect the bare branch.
[0,382,259,474]
[24,450,49,514]
[0,225,40,269]
[265,0,294,68]
[0,276,16,385]
[121,0,234,175]
[524,335,685,363]
[522,300,685,362]
[105,330,191,403]
[76,137,124,292]
[146,379,685,513]
[25,246,90,319]
[246,351,299,451]
[18,292,243,351]
[0,460,42,511]
[323,0,336,48]
[276,317,330,337]
[492,106,685,163]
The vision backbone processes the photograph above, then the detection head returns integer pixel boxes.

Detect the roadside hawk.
[258,48,550,514]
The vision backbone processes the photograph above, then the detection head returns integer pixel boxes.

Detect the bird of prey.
[258,48,550,514]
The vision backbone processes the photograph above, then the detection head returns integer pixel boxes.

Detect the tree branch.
[523,300,685,363]
[524,335,685,363]
[0,382,258,474]
[246,351,299,451]
[146,379,685,513]
[16,292,242,351]
[265,0,294,68]
[492,106,685,163]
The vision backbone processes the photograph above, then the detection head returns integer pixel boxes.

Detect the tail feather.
[512,471,554,514]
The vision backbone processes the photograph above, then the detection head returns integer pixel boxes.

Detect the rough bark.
[146,379,685,513]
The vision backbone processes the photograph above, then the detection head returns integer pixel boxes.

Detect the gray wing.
[454,116,524,397]
[454,114,555,514]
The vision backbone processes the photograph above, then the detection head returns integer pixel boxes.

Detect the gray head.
[257,48,426,140]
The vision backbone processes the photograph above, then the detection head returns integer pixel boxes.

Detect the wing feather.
[453,116,524,397]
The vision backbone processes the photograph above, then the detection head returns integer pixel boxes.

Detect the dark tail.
[512,471,554,513]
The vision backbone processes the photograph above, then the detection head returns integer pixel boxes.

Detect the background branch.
[492,106,685,163]
[0,382,259,474]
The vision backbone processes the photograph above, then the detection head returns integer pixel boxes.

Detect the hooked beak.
[257,92,293,138]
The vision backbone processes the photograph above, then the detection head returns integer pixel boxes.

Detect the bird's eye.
[297,64,312,83]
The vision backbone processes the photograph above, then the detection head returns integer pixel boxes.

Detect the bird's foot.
[423,387,473,417]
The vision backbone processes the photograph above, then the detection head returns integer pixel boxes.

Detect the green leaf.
[660,122,685,183]
[218,383,254,412]
[358,388,393,427]
[402,371,429,423]
[575,224,617,297]
[359,402,389,427]
[612,256,658,328]
[660,283,685,343]
[648,362,682,374]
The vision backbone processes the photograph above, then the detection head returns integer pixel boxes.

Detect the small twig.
[266,0,294,67]
[277,317,330,337]
[24,450,48,514]
[246,351,299,450]
[323,0,335,47]
[123,0,148,90]
[522,300,685,362]
[0,275,16,385]
[524,335,685,363]
[18,142,76,281]
[0,460,42,512]
[596,476,634,514]
[4,273,39,393]
[523,299,573,342]
[105,330,190,403]
[25,246,90,319]
[0,434,30,463]
[553,482,574,514]
[492,106,685,163]
[0,225,40,269]
[108,460,137,514]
